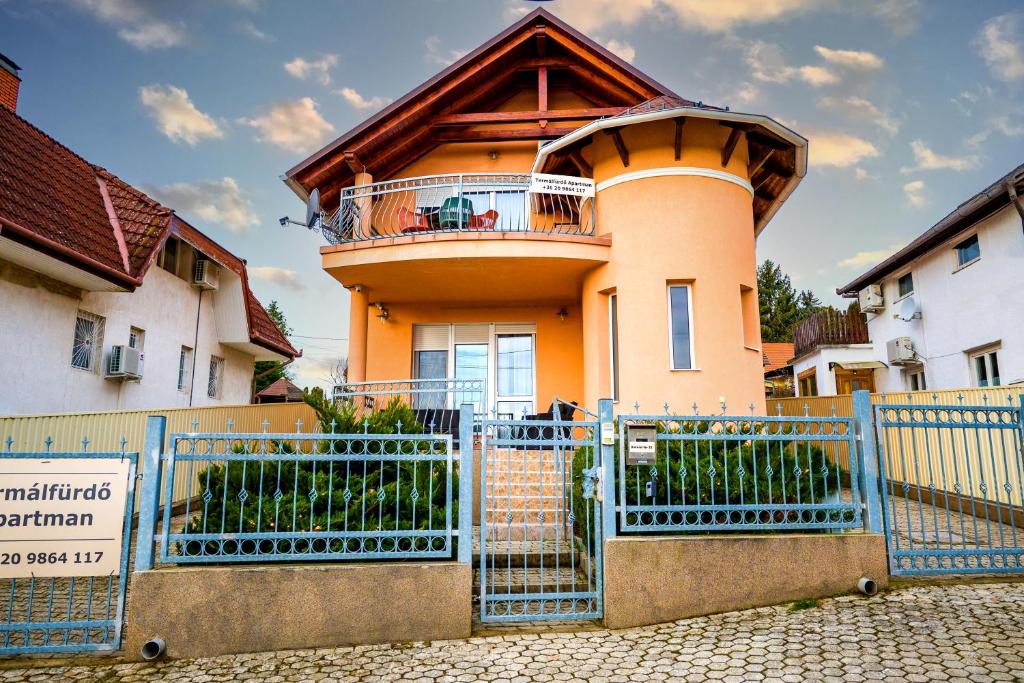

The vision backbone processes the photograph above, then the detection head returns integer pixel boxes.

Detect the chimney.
[0,53,21,111]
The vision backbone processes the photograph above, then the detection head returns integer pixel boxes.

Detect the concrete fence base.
[603,533,888,630]
[124,561,472,660]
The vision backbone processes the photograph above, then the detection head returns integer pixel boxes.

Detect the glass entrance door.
[495,334,535,418]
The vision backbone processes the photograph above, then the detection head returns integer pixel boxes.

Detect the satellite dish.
[305,188,321,229]
[898,296,921,322]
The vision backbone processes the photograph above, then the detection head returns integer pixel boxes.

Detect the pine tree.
[253,300,294,394]
[757,260,824,343]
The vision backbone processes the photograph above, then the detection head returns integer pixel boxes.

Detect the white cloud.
[838,244,901,268]
[869,0,921,35]
[73,0,184,50]
[424,36,469,67]
[732,83,761,105]
[976,12,1024,82]
[249,266,305,291]
[239,20,274,42]
[854,167,876,181]
[796,65,840,86]
[146,178,259,232]
[808,131,880,168]
[242,98,335,154]
[818,95,899,135]
[336,87,393,112]
[813,45,884,71]
[138,85,223,146]
[601,38,636,63]
[902,180,927,207]
[900,140,980,173]
[284,54,339,86]
[747,41,839,87]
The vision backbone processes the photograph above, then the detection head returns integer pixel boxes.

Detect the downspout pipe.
[189,290,203,406]
[1006,181,1024,234]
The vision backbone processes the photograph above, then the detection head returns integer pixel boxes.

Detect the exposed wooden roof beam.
[432,107,627,126]
[566,149,592,177]
[721,128,742,167]
[604,128,629,167]
[748,148,775,178]
[538,66,548,128]
[747,130,791,152]
[343,152,364,174]
[546,30,656,99]
[534,25,546,57]
[434,126,578,142]
[673,118,685,161]
[566,65,644,104]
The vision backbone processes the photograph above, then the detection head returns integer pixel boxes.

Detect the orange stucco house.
[283,9,807,417]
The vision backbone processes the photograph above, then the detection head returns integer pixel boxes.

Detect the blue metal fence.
[875,395,1024,575]
[617,410,863,533]
[0,444,137,655]
[157,427,457,563]
[478,415,603,622]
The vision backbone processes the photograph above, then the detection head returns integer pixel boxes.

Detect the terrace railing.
[793,309,870,358]
[158,429,456,563]
[323,173,595,244]
[333,378,486,438]
[617,411,863,533]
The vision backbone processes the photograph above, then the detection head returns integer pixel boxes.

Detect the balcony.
[322,173,594,244]
[793,310,870,358]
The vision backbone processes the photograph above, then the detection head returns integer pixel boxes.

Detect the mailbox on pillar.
[625,422,657,466]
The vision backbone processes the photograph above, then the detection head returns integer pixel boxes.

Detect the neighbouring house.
[762,342,794,397]
[837,163,1024,393]
[789,308,881,397]
[282,8,807,416]
[0,55,297,416]
[255,378,305,404]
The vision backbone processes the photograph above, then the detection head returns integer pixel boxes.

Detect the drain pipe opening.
[857,577,878,596]
[141,636,166,661]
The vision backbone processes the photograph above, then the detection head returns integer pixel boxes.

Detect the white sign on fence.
[529,173,596,198]
[0,458,130,578]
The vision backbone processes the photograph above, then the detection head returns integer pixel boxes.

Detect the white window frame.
[895,271,914,301]
[178,346,193,393]
[609,293,619,403]
[968,345,1001,388]
[71,310,105,372]
[953,233,981,271]
[667,284,696,371]
[207,356,225,399]
[905,368,926,392]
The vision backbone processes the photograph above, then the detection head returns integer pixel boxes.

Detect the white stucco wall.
[791,345,877,397]
[0,265,256,416]
[859,204,1024,393]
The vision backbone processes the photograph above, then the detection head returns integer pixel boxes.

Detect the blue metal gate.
[875,397,1024,575]
[0,447,137,655]
[478,412,602,622]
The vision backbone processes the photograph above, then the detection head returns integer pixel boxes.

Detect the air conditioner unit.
[106,345,143,380]
[859,284,884,312]
[192,259,219,290]
[886,337,916,365]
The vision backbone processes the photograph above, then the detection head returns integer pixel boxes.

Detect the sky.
[2,0,1022,390]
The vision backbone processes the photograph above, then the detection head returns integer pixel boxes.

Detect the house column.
[354,171,374,237]
[348,285,369,383]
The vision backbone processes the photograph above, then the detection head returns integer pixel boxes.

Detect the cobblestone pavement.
[3,581,1024,682]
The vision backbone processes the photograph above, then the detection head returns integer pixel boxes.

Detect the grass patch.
[787,598,820,613]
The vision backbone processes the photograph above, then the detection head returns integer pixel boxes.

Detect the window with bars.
[207,356,224,399]
[71,311,105,371]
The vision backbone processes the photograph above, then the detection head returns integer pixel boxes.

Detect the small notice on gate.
[529,173,596,198]
[0,458,130,578]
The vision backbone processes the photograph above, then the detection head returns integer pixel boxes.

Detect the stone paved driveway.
[2,581,1023,682]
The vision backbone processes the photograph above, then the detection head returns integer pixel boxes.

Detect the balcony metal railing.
[332,378,486,438]
[322,173,594,244]
[793,310,870,358]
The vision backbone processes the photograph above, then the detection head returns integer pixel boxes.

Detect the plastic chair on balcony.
[438,196,474,229]
[468,209,499,230]
[398,207,431,234]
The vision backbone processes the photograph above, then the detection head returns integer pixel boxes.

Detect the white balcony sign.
[529,173,595,198]
[0,458,130,578]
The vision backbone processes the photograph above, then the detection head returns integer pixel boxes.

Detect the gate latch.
[582,466,600,499]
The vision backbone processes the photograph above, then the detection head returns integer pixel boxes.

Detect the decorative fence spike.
[4,436,13,452]
[120,436,128,454]
[81,436,90,452]
[226,418,234,433]
[329,418,337,434]
[192,417,200,432]
[633,401,640,415]
[44,435,53,452]
[663,402,671,415]
[262,418,270,434]
[692,402,699,416]
[803,403,809,417]
[295,418,303,434]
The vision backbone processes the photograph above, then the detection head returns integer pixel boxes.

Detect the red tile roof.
[256,377,304,401]
[762,342,795,373]
[0,104,296,359]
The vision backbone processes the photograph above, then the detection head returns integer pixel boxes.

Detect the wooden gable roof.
[284,8,680,207]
